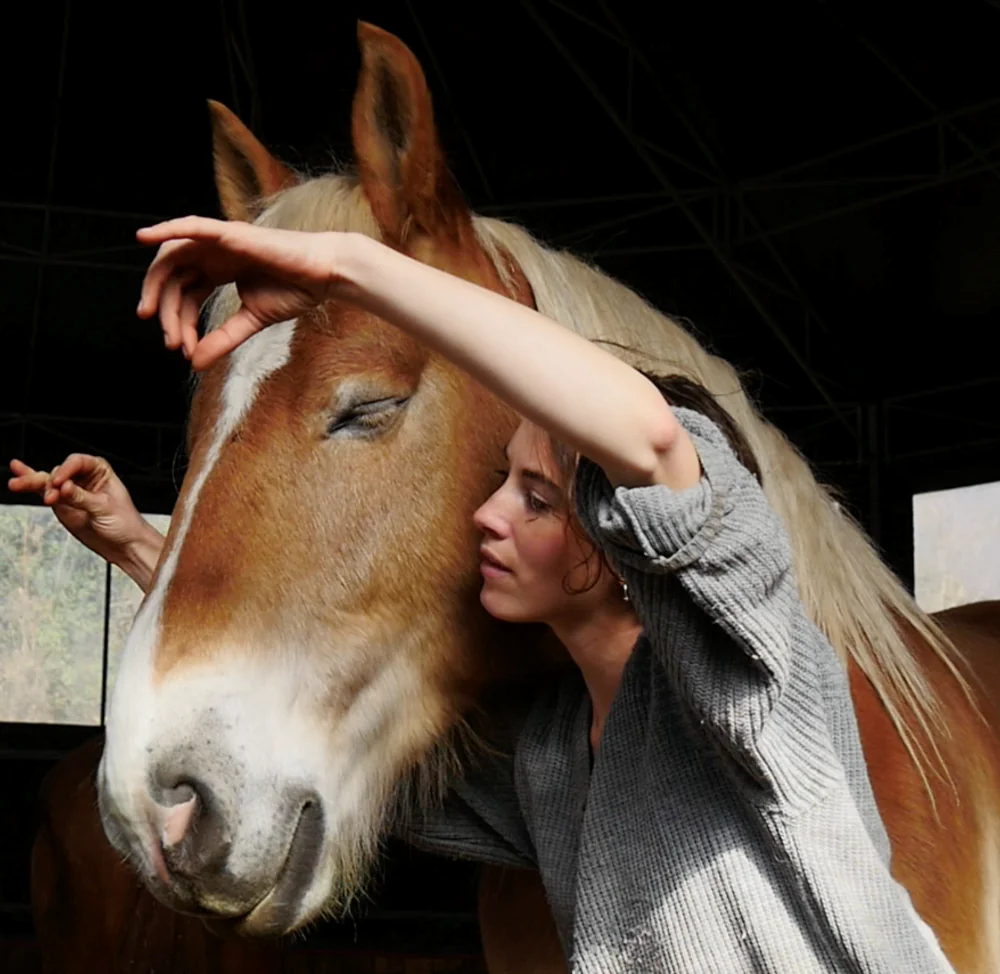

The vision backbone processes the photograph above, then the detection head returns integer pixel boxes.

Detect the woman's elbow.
[647,418,702,491]
[612,413,699,490]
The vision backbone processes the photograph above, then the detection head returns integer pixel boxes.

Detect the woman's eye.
[493,469,509,482]
[526,493,550,514]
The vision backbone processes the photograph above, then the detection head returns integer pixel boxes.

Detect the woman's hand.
[7,455,166,593]
[136,217,362,371]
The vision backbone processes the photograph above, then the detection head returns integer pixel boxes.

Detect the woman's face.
[473,420,619,625]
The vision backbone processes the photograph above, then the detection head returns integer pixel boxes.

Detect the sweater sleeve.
[396,750,538,869]
[574,407,842,812]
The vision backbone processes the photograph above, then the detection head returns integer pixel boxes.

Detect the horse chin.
[117,796,377,937]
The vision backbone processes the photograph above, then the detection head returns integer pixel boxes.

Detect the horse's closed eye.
[326,397,410,438]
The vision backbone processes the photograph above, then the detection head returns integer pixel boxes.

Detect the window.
[0,505,170,725]
[913,480,1000,613]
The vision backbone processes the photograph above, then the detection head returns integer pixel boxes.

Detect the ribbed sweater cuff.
[574,408,732,574]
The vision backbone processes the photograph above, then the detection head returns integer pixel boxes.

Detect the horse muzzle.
[97,751,326,936]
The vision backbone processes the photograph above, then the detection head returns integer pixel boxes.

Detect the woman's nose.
[473,490,508,538]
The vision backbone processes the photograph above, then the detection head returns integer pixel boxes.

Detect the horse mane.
[235,170,970,791]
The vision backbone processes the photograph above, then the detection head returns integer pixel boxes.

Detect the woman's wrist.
[114,519,166,594]
[330,231,386,307]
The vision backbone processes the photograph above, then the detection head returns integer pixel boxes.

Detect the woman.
[9,218,954,973]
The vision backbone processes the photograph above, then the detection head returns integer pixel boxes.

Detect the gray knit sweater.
[404,409,955,973]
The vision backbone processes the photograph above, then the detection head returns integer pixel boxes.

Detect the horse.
[85,21,1000,973]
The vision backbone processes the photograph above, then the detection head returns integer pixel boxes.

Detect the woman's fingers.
[189,306,265,372]
[137,216,229,247]
[57,479,104,514]
[138,239,201,320]
[180,282,214,359]
[7,466,48,494]
[139,242,212,358]
[159,275,186,350]
[140,221,320,285]
[137,240,177,319]
[137,219,339,367]
[159,268,203,353]
[50,454,99,488]
[8,455,109,513]
[8,468,59,506]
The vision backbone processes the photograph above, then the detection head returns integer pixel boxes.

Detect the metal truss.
[2,0,262,420]
[473,97,1000,236]
[764,375,1000,543]
[520,0,855,439]
[0,200,168,278]
[20,0,73,420]
[0,412,184,493]
[517,0,1000,447]
[766,376,1000,465]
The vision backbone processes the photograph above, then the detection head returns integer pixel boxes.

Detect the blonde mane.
[252,171,969,788]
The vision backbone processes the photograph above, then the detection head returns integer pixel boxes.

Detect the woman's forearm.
[114,519,166,594]
[341,235,699,489]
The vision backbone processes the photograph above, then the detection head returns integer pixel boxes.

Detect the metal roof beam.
[596,2,849,345]
[22,0,72,416]
[748,96,1000,184]
[591,154,1000,254]
[821,4,1000,186]
[521,0,858,436]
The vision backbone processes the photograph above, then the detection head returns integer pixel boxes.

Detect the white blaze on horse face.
[101,321,298,874]
[100,318,437,927]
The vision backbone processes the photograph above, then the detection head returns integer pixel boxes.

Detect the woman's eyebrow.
[521,468,562,492]
[502,445,561,492]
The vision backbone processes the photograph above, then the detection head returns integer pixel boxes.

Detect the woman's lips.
[479,547,512,577]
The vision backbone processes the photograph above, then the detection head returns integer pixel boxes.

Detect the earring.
[618,576,630,603]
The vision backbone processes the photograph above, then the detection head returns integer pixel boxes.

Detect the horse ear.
[351,22,468,244]
[207,100,298,222]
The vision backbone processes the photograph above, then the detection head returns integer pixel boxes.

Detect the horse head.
[99,23,538,935]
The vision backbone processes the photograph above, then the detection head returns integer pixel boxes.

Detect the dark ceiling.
[3,0,1000,581]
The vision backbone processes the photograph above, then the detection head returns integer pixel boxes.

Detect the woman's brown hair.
[550,372,762,595]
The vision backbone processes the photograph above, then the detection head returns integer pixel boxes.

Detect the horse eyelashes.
[326,396,411,438]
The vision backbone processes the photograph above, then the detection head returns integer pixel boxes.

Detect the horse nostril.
[161,786,198,849]
[156,778,231,879]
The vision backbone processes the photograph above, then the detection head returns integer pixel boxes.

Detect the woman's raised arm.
[136,218,701,491]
